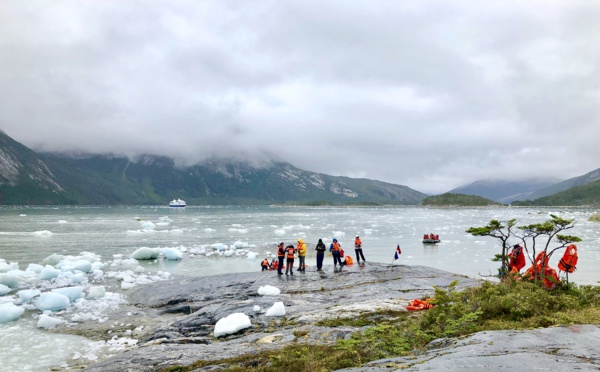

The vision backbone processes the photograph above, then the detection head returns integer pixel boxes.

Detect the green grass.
[162,280,600,372]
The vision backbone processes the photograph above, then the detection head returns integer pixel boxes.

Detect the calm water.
[0,205,599,371]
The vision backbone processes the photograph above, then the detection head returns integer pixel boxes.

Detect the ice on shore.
[0,302,25,323]
[33,230,53,237]
[266,301,286,316]
[258,285,281,296]
[36,292,71,311]
[52,286,84,302]
[213,313,252,337]
[0,284,11,295]
[37,314,65,329]
[18,289,41,303]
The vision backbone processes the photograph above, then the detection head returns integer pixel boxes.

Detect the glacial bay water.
[0,205,599,371]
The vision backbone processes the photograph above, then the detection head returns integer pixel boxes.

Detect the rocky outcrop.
[79,263,478,371]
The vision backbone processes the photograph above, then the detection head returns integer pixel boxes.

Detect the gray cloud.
[1,0,599,193]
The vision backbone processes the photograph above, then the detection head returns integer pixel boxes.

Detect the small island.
[421,193,504,207]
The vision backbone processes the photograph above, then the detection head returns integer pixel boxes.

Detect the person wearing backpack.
[330,238,343,268]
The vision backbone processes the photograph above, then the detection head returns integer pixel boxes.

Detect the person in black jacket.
[315,238,326,271]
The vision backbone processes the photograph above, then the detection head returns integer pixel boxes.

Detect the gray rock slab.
[79,263,477,371]
[340,324,600,371]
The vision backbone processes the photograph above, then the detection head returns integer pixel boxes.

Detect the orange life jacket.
[331,242,341,252]
[542,266,560,289]
[508,246,526,272]
[558,244,578,273]
[406,298,434,311]
[423,234,429,239]
[261,259,269,267]
[355,237,362,247]
[286,246,295,259]
[277,245,285,257]
[345,255,353,265]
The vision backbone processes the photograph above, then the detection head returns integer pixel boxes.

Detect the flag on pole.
[394,245,402,260]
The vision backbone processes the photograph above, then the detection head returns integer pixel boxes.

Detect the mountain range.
[0,130,426,206]
[1,129,599,206]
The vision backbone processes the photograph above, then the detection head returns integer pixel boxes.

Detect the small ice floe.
[37,314,65,329]
[258,285,280,296]
[130,247,161,260]
[52,286,84,302]
[57,220,68,224]
[35,292,71,312]
[253,305,261,312]
[233,241,248,249]
[213,313,252,337]
[204,228,215,233]
[332,231,345,238]
[161,247,183,260]
[266,302,286,316]
[228,228,249,234]
[19,214,26,217]
[274,229,286,236]
[17,289,41,304]
[0,260,19,273]
[38,265,61,281]
[0,302,25,323]
[246,252,258,260]
[211,243,227,251]
[33,230,53,237]
[0,284,11,296]
[86,286,106,300]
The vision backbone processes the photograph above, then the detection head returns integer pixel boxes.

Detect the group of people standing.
[262,236,367,275]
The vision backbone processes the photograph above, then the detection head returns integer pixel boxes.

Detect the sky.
[1,1,600,194]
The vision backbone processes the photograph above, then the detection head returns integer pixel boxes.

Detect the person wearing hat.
[354,235,366,264]
[297,238,307,272]
[330,238,343,268]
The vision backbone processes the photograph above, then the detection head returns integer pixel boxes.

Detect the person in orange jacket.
[354,235,366,264]
[285,244,296,276]
[276,242,285,276]
[261,258,269,271]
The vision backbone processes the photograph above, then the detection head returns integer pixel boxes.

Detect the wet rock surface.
[79,263,477,371]
[75,262,600,372]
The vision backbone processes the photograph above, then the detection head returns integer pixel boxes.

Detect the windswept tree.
[516,214,581,282]
[466,219,516,276]
[467,215,581,285]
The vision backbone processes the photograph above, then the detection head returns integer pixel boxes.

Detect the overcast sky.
[1,1,599,194]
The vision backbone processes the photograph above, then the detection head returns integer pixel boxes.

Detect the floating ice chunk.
[0,260,19,273]
[170,229,184,234]
[223,250,234,257]
[332,231,346,238]
[130,247,161,260]
[39,265,61,280]
[87,286,106,299]
[0,284,11,296]
[246,252,257,260]
[211,243,227,251]
[52,287,84,302]
[57,220,68,224]
[161,248,183,260]
[25,263,44,274]
[274,229,286,235]
[37,314,65,329]
[42,254,64,266]
[18,289,41,303]
[20,214,26,217]
[33,230,53,237]
[253,305,261,312]
[0,302,25,323]
[213,313,252,337]
[258,285,281,296]
[233,241,248,249]
[0,270,37,288]
[140,221,155,230]
[60,260,93,273]
[266,302,286,316]
[204,228,215,233]
[36,292,71,311]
